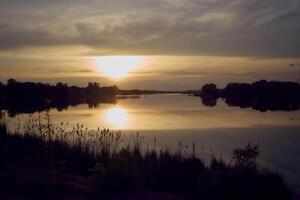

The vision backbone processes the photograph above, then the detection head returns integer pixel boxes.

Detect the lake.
[4,93,300,192]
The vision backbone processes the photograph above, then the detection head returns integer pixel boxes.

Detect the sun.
[94,56,142,79]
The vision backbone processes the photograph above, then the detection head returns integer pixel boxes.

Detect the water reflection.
[2,94,300,194]
[200,95,300,112]
[105,107,128,128]
[4,94,300,130]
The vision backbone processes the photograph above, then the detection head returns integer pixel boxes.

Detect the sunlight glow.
[105,107,128,127]
[94,56,142,79]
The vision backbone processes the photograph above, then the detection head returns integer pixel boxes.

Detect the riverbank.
[0,118,292,200]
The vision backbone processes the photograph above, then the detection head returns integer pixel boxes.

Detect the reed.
[0,112,293,199]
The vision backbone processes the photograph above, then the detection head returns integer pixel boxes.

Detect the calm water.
[5,94,300,190]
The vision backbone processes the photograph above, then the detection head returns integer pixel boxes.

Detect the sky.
[0,0,300,90]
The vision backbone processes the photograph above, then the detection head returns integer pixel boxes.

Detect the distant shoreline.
[1,79,300,115]
[194,80,300,112]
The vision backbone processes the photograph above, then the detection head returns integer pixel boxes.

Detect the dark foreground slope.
[0,120,292,200]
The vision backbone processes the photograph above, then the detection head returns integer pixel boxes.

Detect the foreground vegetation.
[0,114,293,199]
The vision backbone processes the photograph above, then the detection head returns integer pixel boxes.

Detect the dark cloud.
[289,63,300,67]
[133,69,265,77]
[0,0,299,57]
[50,69,94,74]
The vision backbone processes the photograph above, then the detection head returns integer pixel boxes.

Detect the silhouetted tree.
[56,82,68,88]
[198,80,300,111]
[0,80,117,116]
[88,82,100,88]
[7,79,17,86]
[201,83,220,98]
[0,82,4,95]
[199,83,219,107]
[233,143,259,169]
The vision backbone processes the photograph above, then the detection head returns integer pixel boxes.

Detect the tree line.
[0,79,118,116]
[198,80,300,111]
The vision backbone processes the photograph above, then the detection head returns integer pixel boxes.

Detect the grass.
[0,112,293,199]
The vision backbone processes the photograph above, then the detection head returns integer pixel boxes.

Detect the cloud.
[132,68,265,78]
[289,63,300,67]
[0,0,299,58]
[49,69,94,74]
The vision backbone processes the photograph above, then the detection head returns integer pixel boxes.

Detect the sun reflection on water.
[105,107,128,128]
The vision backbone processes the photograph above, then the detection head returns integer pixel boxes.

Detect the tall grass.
[0,112,293,199]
